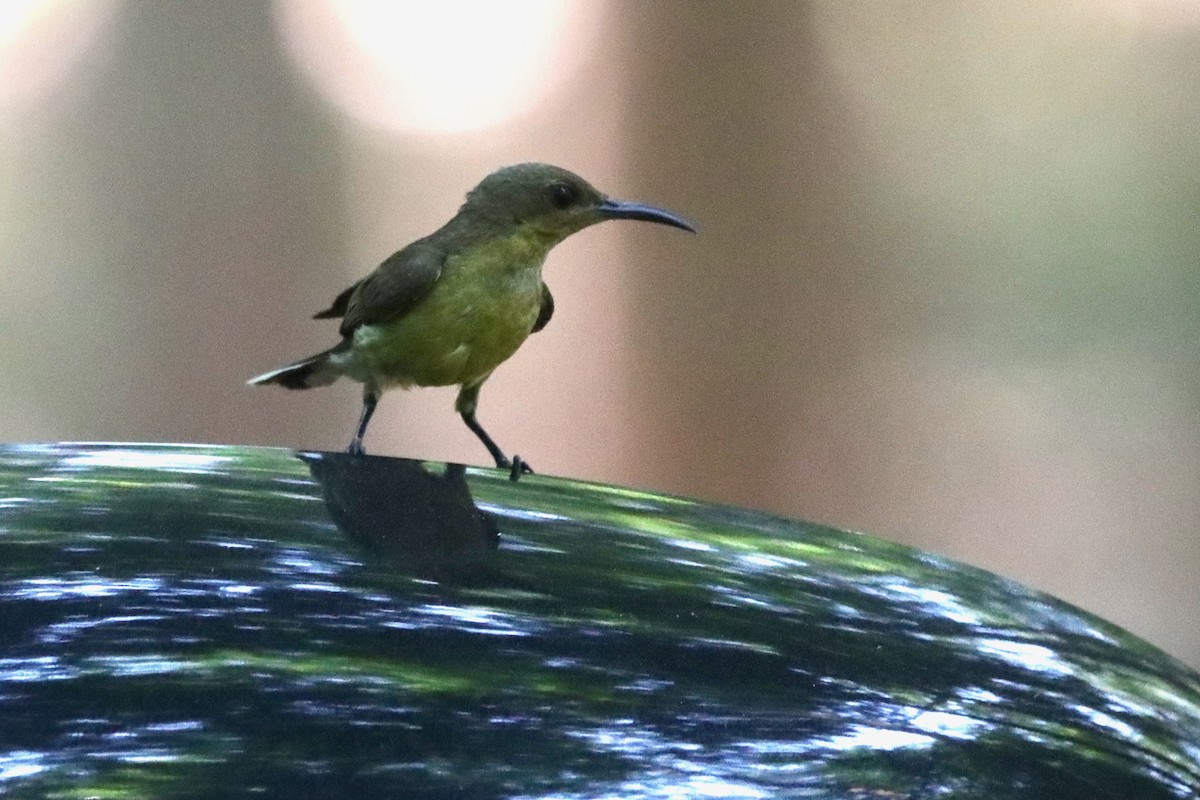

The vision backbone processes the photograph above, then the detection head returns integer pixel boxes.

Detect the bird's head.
[460,163,695,244]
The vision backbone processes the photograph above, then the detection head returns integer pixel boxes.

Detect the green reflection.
[0,444,1198,798]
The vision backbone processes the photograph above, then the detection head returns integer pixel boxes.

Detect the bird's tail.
[248,349,341,390]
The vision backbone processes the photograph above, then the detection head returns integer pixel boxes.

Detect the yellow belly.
[342,248,545,390]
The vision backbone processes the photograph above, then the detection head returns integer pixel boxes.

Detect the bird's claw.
[502,455,534,482]
[346,440,366,457]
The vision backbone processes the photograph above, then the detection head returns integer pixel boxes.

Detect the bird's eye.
[548,182,579,209]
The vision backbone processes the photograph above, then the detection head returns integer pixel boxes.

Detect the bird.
[249,163,695,480]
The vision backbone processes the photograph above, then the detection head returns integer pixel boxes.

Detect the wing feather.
[531,282,554,333]
[331,242,446,338]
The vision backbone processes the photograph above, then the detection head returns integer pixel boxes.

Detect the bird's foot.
[346,440,366,457]
[500,455,534,482]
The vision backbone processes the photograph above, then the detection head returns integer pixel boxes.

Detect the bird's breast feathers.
[343,236,550,389]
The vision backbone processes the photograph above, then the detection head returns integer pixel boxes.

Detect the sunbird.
[249,163,695,479]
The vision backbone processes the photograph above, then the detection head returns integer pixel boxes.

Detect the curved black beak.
[597,199,696,233]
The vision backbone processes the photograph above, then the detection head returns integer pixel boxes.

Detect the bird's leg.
[456,382,533,481]
[347,387,379,456]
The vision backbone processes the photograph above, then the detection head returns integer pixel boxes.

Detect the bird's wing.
[313,281,360,320]
[531,282,554,333]
[336,242,446,338]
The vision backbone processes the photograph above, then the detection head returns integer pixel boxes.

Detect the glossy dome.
[0,443,1197,798]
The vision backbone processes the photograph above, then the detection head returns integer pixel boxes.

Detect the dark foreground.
[0,443,1197,798]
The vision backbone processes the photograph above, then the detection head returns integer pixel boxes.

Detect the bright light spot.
[910,709,987,740]
[976,637,1075,677]
[275,0,604,134]
[879,581,983,626]
[89,655,194,677]
[669,777,770,799]
[668,538,717,553]
[412,603,538,637]
[1069,703,1138,739]
[143,720,205,733]
[8,576,164,601]
[0,1,44,48]
[59,449,232,475]
[0,656,75,683]
[824,724,934,751]
[0,751,46,780]
[117,750,180,764]
[0,0,120,111]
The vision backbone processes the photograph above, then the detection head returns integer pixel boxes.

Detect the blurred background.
[2,1,1198,668]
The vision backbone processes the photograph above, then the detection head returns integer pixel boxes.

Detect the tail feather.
[248,350,340,390]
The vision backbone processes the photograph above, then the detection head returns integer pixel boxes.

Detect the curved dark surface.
[0,442,1197,798]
